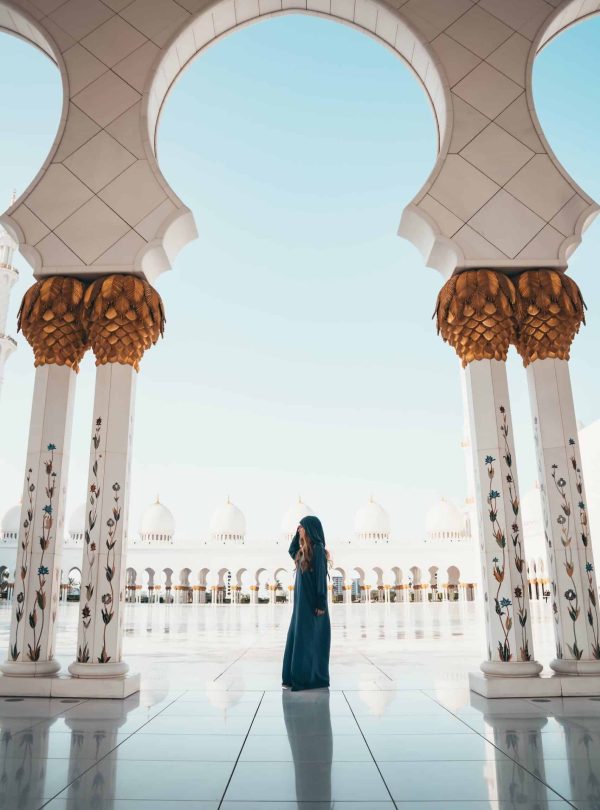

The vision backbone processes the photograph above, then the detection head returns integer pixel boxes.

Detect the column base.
[0,659,61,677]
[480,660,543,678]
[550,658,600,676]
[0,672,140,698]
[471,671,600,698]
[68,661,129,678]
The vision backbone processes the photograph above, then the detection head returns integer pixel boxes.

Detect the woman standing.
[282,515,331,691]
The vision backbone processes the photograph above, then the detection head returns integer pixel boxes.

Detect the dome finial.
[155,493,160,504]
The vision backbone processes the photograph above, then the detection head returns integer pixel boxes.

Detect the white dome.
[354,497,390,541]
[1,503,20,541]
[139,497,175,544]
[425,498,465,541]
[210,498,246,543]
[281,497,315,541]
[68,503,86,541]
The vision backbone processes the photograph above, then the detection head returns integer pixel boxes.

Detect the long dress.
[282,534,331,691]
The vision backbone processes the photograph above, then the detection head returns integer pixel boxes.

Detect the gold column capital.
[515,269,585,366]
[17,276,88,371]
[435,269,517,367]
[83,274,165,371]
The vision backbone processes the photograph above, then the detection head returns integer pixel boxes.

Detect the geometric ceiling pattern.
[0,0,598,281]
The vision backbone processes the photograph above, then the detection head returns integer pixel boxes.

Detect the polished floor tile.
[379,760,568,802]
[111,732,246,760]
[224,761,391,802]
[54,760,235,802]
[240,733,372,761]
[364,731,508,761]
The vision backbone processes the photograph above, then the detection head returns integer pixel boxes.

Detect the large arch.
[2,0,598,282]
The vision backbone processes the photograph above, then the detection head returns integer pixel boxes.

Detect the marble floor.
[0,600,598,809]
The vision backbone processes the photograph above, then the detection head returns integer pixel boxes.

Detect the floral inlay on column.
[10,445,58,663]
[551,457,581,660]
[99,482,121,664]
[499,407,530,663]
[10,468,35,662]
[27,444,57,662]
[78,420,101,665]
[484,405,532,664]
[570,439,600,659]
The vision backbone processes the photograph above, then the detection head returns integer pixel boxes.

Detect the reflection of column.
[516,271,600,675]
[0,709,57,805]
[2,278,86,680]
[69,276,163,688]
[63,693,141,805]
[471,693,549,810]
[553,715,600,806]
[436,271,542,683]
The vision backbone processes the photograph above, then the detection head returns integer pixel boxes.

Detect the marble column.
[516,270,600,675]
[69,274,164,686]
[69,362,136,678]
[465,359,541,676]
[436,270,542,681]
[1,277,87,680]
[527,359,600,672]
[1,365,76,676]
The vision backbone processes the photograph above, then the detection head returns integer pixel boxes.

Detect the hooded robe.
[282,515,331,691]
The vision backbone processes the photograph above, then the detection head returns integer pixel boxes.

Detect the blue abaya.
[282,516,331,691]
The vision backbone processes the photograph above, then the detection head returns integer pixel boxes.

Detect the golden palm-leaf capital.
[434,269,518,367]
[17,276,88,371]
[515,269,586,366]
[83,274,165,371]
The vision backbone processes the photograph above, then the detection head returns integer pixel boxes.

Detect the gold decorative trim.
[17,277,88,371]
[435,270,518,367]
[515,270,585,366]
[83,274,165,371]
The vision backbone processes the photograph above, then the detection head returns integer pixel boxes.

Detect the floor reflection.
[282,689,333,803]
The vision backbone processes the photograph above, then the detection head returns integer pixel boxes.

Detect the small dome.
[210,497,246,543]
[354,497,390,541]
[68,503,86,542]
[425,498,465,541]
[139,497,175,544]
[1,503,20,542]
[281,497,315,542]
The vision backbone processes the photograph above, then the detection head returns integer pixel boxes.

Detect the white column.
[527,358,600,673]
[69,363,136,679]
[465,359,542,677]
[1,364,76,676]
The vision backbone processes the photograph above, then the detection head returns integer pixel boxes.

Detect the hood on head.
[299,515,325,546]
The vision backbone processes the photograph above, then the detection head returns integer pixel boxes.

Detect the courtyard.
[0,601,597,808]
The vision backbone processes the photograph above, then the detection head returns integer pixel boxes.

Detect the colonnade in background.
[1,268,599,696]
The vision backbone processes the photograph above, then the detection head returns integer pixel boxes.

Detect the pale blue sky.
[0,15,599,542]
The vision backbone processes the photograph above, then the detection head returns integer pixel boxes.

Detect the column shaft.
[2,364,76,676]
[465,359,541,676]
[69,363,136,678]
[527,358,600,672]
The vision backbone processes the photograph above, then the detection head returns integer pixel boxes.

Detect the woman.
[282,515,331,691]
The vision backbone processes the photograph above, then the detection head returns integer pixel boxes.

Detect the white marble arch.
[1,0,599,283]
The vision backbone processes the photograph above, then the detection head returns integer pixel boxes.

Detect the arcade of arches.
[0,0,600,700]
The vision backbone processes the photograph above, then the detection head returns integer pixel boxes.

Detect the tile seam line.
[342,689,399,809]
[217,690,265,809]
[423,689,578,808]
[213,645,252,681]
[36,688,188,809]
[359,650,394,681]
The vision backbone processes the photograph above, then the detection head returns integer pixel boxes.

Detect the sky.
[1,14,600,543]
